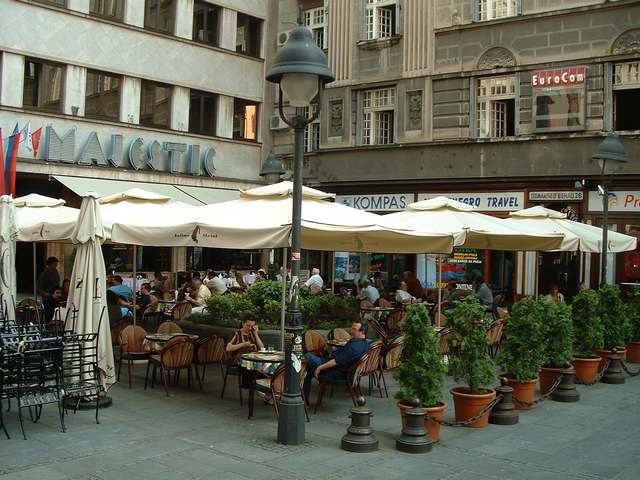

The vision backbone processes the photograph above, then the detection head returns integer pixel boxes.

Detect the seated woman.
[226,319,270,401]
[545,284,565,304]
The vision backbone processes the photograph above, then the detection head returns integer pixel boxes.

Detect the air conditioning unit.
[277,30,291,48]
[270,115,289,131]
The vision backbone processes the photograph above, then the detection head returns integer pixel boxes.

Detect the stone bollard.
[551,368,580,403]
[601,349,625,385]
[341,396,379,452]
[489,385,519,425]
[396,398,433,454]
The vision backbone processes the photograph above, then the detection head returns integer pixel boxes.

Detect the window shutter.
[471,0,479,22]
[516,0,523,16]
[603,62,613,131]
[357,0,366,41]
[469,79,478,138]
[323,0,329,49]
[395,0,403,36]
[514,72,521,136]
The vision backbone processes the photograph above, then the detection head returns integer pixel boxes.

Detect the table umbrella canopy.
[383,196,565,251]
[0,195,17,318]
[14,194,79,242]
[502,206,637,253]
[110,182,457,253]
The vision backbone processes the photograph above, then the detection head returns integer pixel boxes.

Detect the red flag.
[0,128,6,195]
[31,128,42,158]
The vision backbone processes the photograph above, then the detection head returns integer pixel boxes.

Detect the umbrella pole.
[534,252,539,299]
[437,254,442,327]
[132,245,137,326]
[32,242,37,300]
[331,252,335,294]
[280,247,287,352]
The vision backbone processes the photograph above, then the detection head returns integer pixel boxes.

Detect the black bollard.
[396,398,432,454]
[551,368,580,402]
[341,396,379,452]
[489,385,519,425]
[601,349,625,385]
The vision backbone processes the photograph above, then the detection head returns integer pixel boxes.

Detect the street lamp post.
[266,11,334,445]
[592,131,627,286]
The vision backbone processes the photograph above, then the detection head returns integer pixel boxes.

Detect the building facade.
[272,0,640,298]
[1,0,280,289]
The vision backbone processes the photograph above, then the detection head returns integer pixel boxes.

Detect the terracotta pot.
[450,387,496,428]
[625,341,640,363]
[596,348,627,371]
[539,366,567,395]
[397,401,447,443]
[501,376,538,411]
[572,356,601,384]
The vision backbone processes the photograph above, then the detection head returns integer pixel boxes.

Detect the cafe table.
[240,351,285,419]
[143,333,199,353]
[359,306,397,343]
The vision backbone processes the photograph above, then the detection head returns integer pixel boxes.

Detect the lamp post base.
[277,392,306,445]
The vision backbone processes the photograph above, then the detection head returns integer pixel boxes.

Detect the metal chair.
[256,360,310,421]
[378,335,405,397]
[193,336,226,388]
[221,351,244,406]
[117,325,149,388]
[487,319,505,359]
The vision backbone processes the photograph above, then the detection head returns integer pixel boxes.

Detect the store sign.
[529,191,584,201]
[417,192,524,211]
[336,194,409,211]
[588,190,640,212]
[532,67,586,89]
[41,126,217,177]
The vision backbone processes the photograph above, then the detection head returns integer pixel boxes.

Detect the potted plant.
[597,284,631,369]
[497,298,546,410]
[571,289,604,383]
[626,287,640,363]
[395,304,448,442]
[447,297,496,428]
[539,300,574,395]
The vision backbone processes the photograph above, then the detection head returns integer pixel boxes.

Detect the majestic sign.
[417,192,524,211]
[336,194,410,212]
[529,191,584,201]
[532,67,586,89]
[41,126,217,177]
[588,190,640,212]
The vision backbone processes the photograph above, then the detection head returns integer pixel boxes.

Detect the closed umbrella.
[67,193,115,389]
[0,195,17,321]
[503,206,637,253]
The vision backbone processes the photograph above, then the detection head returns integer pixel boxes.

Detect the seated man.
[395,281,415,304]
[357,279,380,306]
[43,287,64,323]
[303,322,370,402]
[109,275,133,303]
[187,278,212,313]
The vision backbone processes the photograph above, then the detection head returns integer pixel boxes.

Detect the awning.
[53,175,240,206]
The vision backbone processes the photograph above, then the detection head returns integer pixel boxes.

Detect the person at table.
[545,284,565,304]
[372,271,385,295]
[109,275,133,302]
[152,271,167,291]
[206,271,228,296]
[256,268,268,282]
[187,278,211,313]
[226,318,265,356]
[395,281,415,304]
[37,256,60,299]
[303,321,370,403]
[122,282,158,315]
[225,269,241,289]
[403,271,423,299]
[43,287,65,323]
[472,276,493,313]
[357,279,380,306]
[303,268,324,291]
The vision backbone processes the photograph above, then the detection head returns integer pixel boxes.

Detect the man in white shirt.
[207,275,228,296]
[357,279,380,305]
[395,281,415,304]
[303,268,324,291]
[188,278,212,313]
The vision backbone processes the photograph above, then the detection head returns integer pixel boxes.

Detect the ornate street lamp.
[592,131,627,286]
[260,152,286,185]
[266,10,334,445]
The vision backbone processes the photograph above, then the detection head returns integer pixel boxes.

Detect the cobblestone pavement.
[1,363,639,480]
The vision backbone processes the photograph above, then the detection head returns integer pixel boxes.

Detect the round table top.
[240,351,285,363]
[145,333,198,342]
[360,306,397,312]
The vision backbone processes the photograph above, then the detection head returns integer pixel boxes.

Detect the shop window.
[532,68,586,133]
[622,224,640,283]
[233,98,258,141]
[23,59,64,113]
[236,13,262,58]
[144,0,176,35]
[187,247,261,271]
[361,87,396,145]
[613,62,640,131]
[32,0,66,6]
[476,0,519,21]
[140,80,171,129]
[305,6,327,49]
[476,76,516,138]
[365,0,400,40]
[89,0,124,20]
[189,89,217,136]
[193,1,220,47]
[85,70,121,121]
[303,105,320,152]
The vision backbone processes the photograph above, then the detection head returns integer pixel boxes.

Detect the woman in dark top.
[226,318,264,356]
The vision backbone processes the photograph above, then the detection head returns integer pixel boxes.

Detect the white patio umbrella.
[14,194,79,242]
[0,196,17,321]
[503,206,637,253]
[67,193,115,390]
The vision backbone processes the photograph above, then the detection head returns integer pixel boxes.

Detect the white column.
[63,65,86,116]
[171,86,190,132]
[175,0,194,40]
[524,251,537,297]
[67,0,90,14]
[0,52,24,108]
[216,95,234,138]
[120,76,141,124]
[124,0,145,28]
[219,8,238,51]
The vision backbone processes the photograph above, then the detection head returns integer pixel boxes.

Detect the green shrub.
[205,293,257,328]
[598,284,631,349]
[541,300,574,368]
[571,289,603,356]
[498,298,546,381]
[447,297,495,394]
[395,304,447,407]
[183,312,208,324]
[626,287,640,342]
